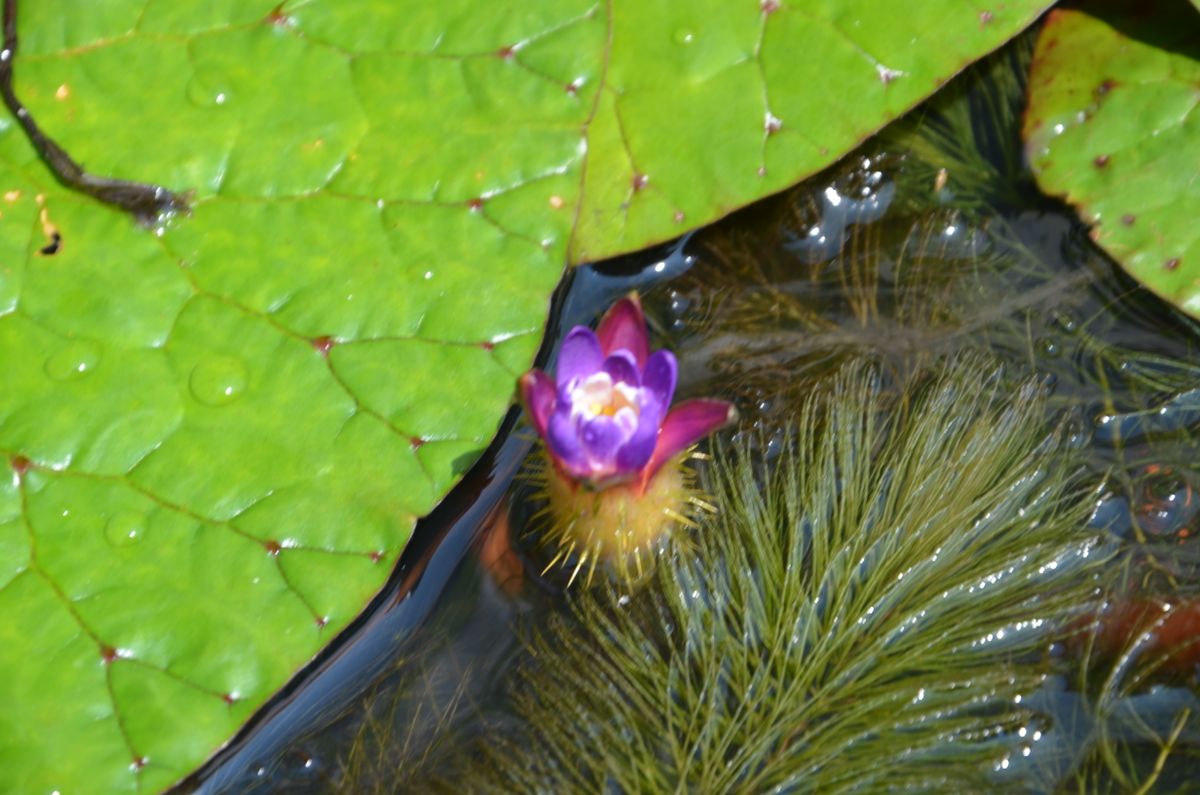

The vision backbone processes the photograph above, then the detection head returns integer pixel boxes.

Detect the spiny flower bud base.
[532,448,707,588]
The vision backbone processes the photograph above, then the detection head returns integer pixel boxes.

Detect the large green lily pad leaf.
[1024,0,1200,317]
[0,1,1050,791]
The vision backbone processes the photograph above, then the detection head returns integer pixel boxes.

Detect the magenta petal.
[641,349,677,409]
[518,370,556,438]
[640,399,738,486]
[556,327,603,389]
[595,293,649,368]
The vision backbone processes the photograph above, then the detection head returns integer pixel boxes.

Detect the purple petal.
[556,327,603,389]
[546,407,589,480]
[641,349,677,408]
[614,391,665,473]
[596,293,649,368]
[602,351,640,387]
[640,399,738,488]
[579,414,632,473]
[518,370,556,438]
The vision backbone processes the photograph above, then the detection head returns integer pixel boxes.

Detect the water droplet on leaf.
[189,356,249,406]
[105,511,144,547]
[185,75,233,108]
[44,340,101,381]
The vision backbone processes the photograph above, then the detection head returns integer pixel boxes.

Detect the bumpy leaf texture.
[1024,0,1200,317]
[0,1,1049,791]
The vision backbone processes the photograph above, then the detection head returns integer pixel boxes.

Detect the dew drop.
[185,76,233,109]
[44,339,101,381]
[673,29,694,45]
[189,356,249,406]
[105,511,145,547]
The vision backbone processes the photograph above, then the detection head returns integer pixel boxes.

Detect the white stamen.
[614,382,640,405]
[573,372,614,417]
[613,406,639,435]
[571,371,643,421]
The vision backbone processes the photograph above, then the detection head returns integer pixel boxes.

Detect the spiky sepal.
[528,447,710,588]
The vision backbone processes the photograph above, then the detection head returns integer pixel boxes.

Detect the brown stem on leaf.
[0,0,187,224]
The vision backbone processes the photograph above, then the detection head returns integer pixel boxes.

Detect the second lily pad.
[1024,0,1200,317]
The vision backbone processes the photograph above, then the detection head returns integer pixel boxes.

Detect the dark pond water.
[179,41,1200,795]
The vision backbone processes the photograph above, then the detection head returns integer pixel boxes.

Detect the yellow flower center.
[576,372,640,419]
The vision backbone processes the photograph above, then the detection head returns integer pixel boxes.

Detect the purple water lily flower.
[519,293,736,492]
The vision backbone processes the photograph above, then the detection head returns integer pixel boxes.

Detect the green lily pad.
[0,1,1051,791]
[1024,0,1200,317]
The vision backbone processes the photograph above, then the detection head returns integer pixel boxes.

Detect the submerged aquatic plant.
[331,657,479,795]
[518,293,735,585]
[444,357,1112,793]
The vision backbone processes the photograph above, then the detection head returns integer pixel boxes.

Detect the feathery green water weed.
[441,357,1112,793]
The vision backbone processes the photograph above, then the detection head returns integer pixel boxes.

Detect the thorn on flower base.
[518,292,737,586]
